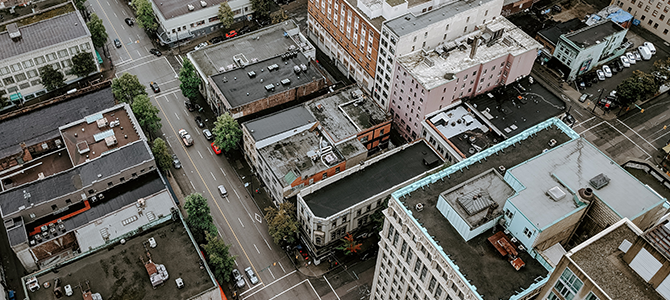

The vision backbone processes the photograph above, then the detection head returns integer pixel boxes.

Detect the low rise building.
[391,17,541,140]
[536,19,586,57]
[208,52,328,119]
[153,0,252,46]
[241,86,390,202]
[297,140,442,264]
[187,20,314,115]
[0,6,99,102]
[501,0,535,17]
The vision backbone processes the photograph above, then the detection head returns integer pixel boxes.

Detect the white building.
[153,0,252,46]
[0,10,98,102]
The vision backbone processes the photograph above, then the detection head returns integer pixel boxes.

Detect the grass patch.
[0,2,75,32]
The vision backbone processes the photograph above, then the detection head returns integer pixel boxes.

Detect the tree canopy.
[133,0,158,31]
[112,73,147,104]
[337,233,362,255]
[151,138,172,173]
[213,113,242,152]
[653,57,670,87]
[617,70,658,106]
[39,65,65,91]
[202,232,237,284]
[131,94,162,137]
[217,3,235,31]
[184,193,217,243]
[87,13,108,48]
[251,0,273,19]
[179,59,201,101]
[264,202,298,247]
[71,52,97,78]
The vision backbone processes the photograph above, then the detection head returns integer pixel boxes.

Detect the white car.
[644,41,656,55]
[626,52,636,64]
[596,70,606,81]
[620,55,630,68]
[194,42,208,51]
[64,284,73,296]
[245,267,259,285]
[602,65,612,78]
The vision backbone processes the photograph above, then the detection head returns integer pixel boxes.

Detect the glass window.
[10,63,21,72]
[46,53,57,61]
[14,73,27,82]
[3,76,15,85]
[57,49,69,58]
[19,82,30,89]
[81,42,91,50]
[553,268,583,300]
[22,60,34,69]
[35,56,46,65]
[0,67,9,75]
[27,69,38,78]
[69,46,80,55]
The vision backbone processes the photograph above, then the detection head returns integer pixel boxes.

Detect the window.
[22,60,34,69]
[400,241,408,256]
[428,276,436,292]
[585,292,600,300]
[46,53,57,61]
[0,67,8,75]
[52,205,58,211]
[14,73,26,82]
[413,259,422,274]
[58,49,69,58]
[393,231,399,246]
[547,292,559,300]
[419,266,427,281]
[335,167,340,173]
[35,56,46,65]
[523,227,533,238]
[322,173,328,179]
[69,46,80,55]
[3,77,15,85]
[553,268,583,300]
[120,177,125,182]
[10,63,21,72]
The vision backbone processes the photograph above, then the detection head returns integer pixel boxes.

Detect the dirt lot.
[552,1,598,22]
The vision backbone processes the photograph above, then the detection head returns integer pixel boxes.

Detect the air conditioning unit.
[518,245,526,252]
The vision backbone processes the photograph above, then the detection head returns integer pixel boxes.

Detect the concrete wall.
[533,204,586,251]
[229,78,326,119]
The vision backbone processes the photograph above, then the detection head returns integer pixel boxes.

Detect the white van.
[644,42,656,55]
[218,185,228,197]
[638,46,652,61]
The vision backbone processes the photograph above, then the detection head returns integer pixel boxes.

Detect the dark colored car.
[238,25,250,34]
[185,101,195,112]
[149,48,162,56]
[114,38,122,48]
[225,30,237,38]
[195,116,204,128]
[124,18,134,26]
[210,36,224,44]
[172,154,182,169]
[150,82,160,93]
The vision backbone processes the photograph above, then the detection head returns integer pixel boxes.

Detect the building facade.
[613,0,670,42]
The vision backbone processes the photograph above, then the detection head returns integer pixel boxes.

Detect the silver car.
[232,269,245,288]
[245,267,259,285]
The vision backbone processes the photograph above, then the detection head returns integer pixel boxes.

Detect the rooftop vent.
[589,173,610,190]
[293,65,301,74]
[187,4,194,10]
[96,117,109,128]
[264,84,275,91]
[247,71,256,78]
[267,64,279,71]
[7,23,21,41]
[280,78,291,85]
[200,0,207,7]
[547,186,566,201]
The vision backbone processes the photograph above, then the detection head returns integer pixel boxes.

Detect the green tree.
[653,57,670,86]
[184,193,218,243]
[202,232,237,284]
[179,59,201,101]
[251,0,273,19]
[337,233,362,255]
[618,70,658,107]
[151,138,171,173]
[0,90,7,109]
[74,0,86,11]
[131,94,162,138]
[87,13,108,48]
[39,65,65,91]
[112,72,147,104]
[264,202,298,247]
[133,0,158,31]
[217,3,235,33]
[213,113,242,152]
[71,52,97,78]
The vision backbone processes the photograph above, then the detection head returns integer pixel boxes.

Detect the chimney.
[7,23,21,42]
[470,36,480,59]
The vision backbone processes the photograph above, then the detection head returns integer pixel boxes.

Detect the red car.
[225,30,237,38]
[211,142,222,155]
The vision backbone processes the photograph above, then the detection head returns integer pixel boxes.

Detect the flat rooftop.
[470,77,565,136]
[537,18,586,46]
[343,0,385,30]
[189,20,301,78]
[394,120,574,299]
[3,149,73,189]
[28,220,215,300]
[0,10,89,60]
[385,0,499,37]
[303,141,442,218]
[570,221,662,300]
[153,0,246,20]
[244,105,316,144]
[509,138,665,229]
[397,17,541,90]
[564,19,626,49]
[427,104,503,158]
[60,105,142,166]
[211,53,321,109]
[0,87,115,160]
[306,87,388,142]
[0,141,153,218]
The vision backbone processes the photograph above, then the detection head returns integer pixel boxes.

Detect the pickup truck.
[178,129,193,147]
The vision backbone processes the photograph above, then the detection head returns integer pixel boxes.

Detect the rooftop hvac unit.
[200,0,207,6]
[547,186,566,201]
[300,64,307,72]
[109,120,120,127]
[293,65,301,74]
[589,173,610,190]
[187,4,194,10]
[105,135,118,147]
[322,152,337,165]
[96,117,109,128]
[248,71,256,78]
[280,78,291,85]
[548,139,557,147]
[264,84,275,91]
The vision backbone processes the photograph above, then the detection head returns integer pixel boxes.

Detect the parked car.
[210,36,224,44]
[149,48,162,56]
[185,101,195,112]
[195,116,204,128]
[638,46,652,60]
[620,55,630,68]
[64,285,73,297]
[172,154,181,169]
[114,38,122,48]
[644,41,656,55]
[124,18,134,26]
[602,65,612,78]
[150,81,160,93]
[225,30,238,38]
[211,142,222,155]
[621,41,634,49]
[245,267,259,285]
[194,42,208,51]
[232,269,245,288]
[579,93,590,103]
[634,50,643,61]
[203,129,213,140]
[238,25,250,34]
[596,70,606,81]
[626,52,636,64]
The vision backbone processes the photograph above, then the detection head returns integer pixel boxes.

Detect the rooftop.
[385,0,499,37]
[152,0,239,20]
[189,20,304,78]
[27,219,215,300]
[0,84,115,161]
[302,141,441,218]
[470,77,565,136]
[0,10,89,60]
[210,53,321,109]
[564,19,626,49]
[645,220,670,262]
[570,220,662,300]
[344,0,385,30]
[536,18,586,46]
[245,105,316,144]
[0,141,154,218]
[393,119,575,299]
[60,105,142,166]
[509,138,665,229]
[397,17,541,90]
[426,104,503,158]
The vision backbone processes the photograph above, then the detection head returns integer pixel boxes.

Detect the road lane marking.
[238,218,244,228]
[220,167,227,176]
[137,33,141,40]
[197,151,203,159]
[207,148,213,155]
[107,1,110,5]
[210,172,216,181]
[254,244,260,254]
[605,121,652,159]
[268,268,275,279]
[241,270,297,298]
[576,121,605,135]
[166,56,179,78]
[122,9,126,16]
[616,119,656,149]
[255,213,263,223]
[95,0,132,60]
[267,280,322,300]
[234,189,240,199]
[190,181,195,190]
[264,239,271,250]
[113,12,117,18]
[137,50,141,57]
[324,275,340,300]
[278,261,285,273]
[174,112,180,120]
[115,56,165,71]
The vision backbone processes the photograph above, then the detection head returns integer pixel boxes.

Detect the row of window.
[0,43,90,77]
